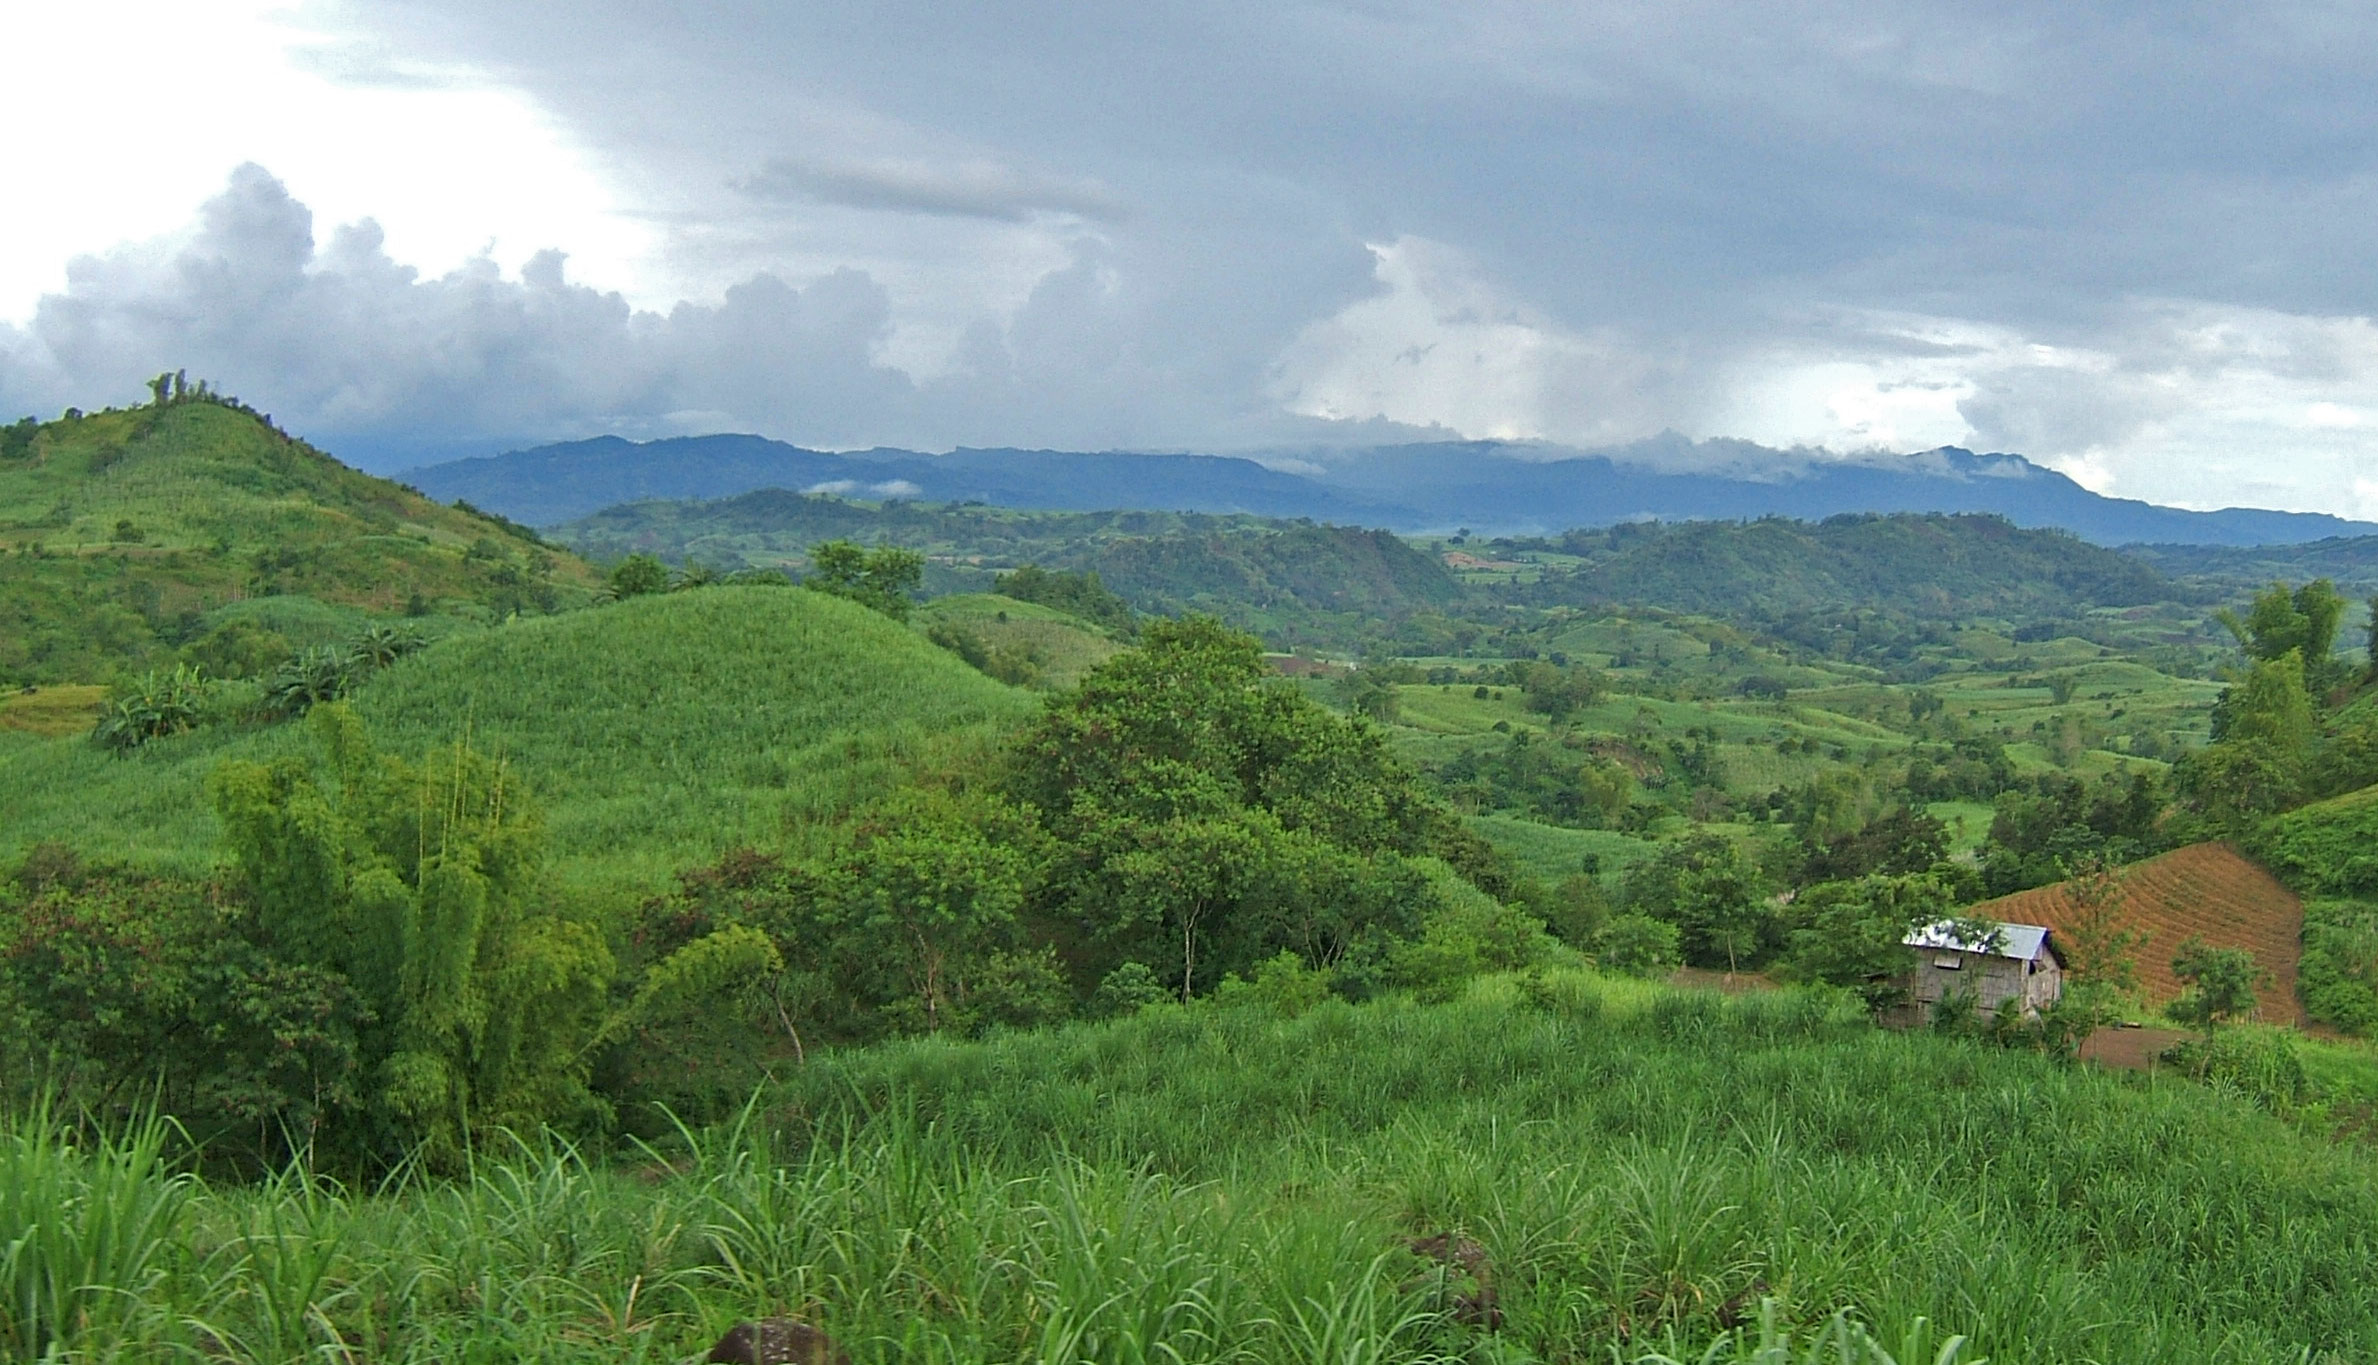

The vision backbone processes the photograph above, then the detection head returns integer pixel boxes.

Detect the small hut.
[1899,919,2062,1023]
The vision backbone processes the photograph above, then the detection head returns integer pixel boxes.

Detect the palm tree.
[264,646,355,718]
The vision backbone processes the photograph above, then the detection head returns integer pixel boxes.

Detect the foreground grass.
[7,978,2375,1363]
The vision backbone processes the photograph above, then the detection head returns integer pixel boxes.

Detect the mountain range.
[404,432,2376,547]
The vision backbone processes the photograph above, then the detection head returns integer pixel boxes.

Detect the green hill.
[912,592,1124,689]
[0,396,600,684]
[556,494,1462,628]
[0,586,1034,894]
[1523,513,2181,620]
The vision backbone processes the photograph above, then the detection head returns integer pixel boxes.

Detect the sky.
[3,1,2377,514]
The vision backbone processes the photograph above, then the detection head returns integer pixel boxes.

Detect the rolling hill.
[0,396,599,684]
[0,586,1035,896]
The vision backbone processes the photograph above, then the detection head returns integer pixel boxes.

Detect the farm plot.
[1975,842,2309,1026]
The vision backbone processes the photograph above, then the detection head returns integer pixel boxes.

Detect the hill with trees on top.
[0,385,598,685]
[0,585,1035,896]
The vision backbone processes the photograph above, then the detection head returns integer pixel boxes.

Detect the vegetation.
[0,397,596,685]
[5,981,2378,1362]
[0,588,1035,894]
[13,388,2378,1361]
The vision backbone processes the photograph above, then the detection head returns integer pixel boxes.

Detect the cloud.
[744,155,1124,223]
[805,478,921,498]
[0,167,1353,469]
[17,4,2378,511]
[0,167,912,466]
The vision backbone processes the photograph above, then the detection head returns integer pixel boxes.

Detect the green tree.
[607,553,670,599]
[1594,913,1681,977]
[2058,855,2144,991]
[826,791,1037,1032]
[2220,579,2346,665]
[1625,833,1771,973]
[804,540,923,620]
[1518,661,1606,724]
[993,564,1135,634]
[202,707,764,1165]
[1781,872,1958,1009]
[2165,937,2264,1038]
[2179,649,2317,830]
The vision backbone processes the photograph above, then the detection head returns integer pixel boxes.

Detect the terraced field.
[1976,842,2309,1025]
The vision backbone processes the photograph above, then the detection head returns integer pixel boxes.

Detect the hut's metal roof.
[1904,919,2055,962]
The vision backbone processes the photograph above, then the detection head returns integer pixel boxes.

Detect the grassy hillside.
[0,397,599,683]
[0,586,1034,894]
[912,592,1124,689]
[12,976,2378,1362]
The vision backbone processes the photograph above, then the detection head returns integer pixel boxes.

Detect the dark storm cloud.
[14,1,2378,507]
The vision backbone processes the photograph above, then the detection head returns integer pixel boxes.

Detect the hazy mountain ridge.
[405,432,2377,547]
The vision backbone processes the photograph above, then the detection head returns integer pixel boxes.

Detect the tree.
[993,564,1135,634]
[1594,914,1680,977]
[803,540,923,620]
[202,706,768,1166]
[2220,579,2346,665]
[2366,594,2378,679]
[1801,807,1947,883]
[1519,661,1606,724]
[1781,872,1957,1009]
[2220,650,2317,756]
[1624,833,1770,973]
[2057,855,2144,991]
[2178,649,2317,831]
[608,553,669,599]
[2165,937,2264,1038]
[826,791,1036,1031]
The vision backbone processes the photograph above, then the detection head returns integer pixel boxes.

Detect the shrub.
[90,664,211,753]
[1596,913,1681,977]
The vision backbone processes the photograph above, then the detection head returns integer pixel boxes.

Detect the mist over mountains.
[405,432,2375,547]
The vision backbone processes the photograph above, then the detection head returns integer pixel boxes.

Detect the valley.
[5,395,2378,1362]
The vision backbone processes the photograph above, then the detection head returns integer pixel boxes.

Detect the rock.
[1403,1232,1501,1330]
[705,1318,850,1365]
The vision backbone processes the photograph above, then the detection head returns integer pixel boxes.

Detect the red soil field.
[1973,841,2309,1027]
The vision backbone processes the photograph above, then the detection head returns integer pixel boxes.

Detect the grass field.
[8,976,2377,1363]
[1975,842,2310,1024]
[0,587,1035,898]
[1468,811,1661,885]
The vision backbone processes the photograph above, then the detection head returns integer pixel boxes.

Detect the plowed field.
[1974,842,2308,1026]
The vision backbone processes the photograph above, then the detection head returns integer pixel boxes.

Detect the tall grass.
[0,587,1034,893]
[0,978,2372,1362]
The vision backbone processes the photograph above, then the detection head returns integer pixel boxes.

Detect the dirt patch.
[2078,1025,2193,1072]
[1971,842,2309,1027]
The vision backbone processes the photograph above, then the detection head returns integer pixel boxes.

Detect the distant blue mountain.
[406,434,1399,528]
[402,432,2374,548]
